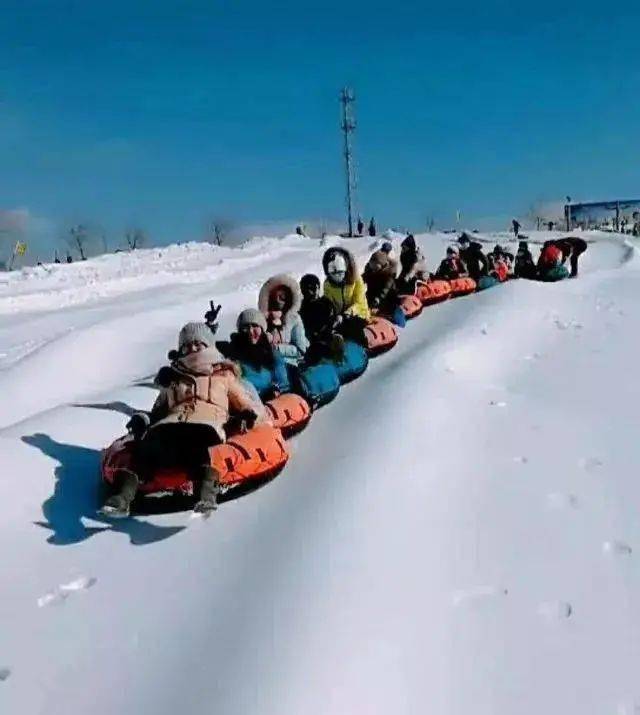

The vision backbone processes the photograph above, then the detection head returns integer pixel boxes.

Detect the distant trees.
[208,218,234,246]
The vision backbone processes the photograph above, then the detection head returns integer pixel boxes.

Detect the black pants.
[135,423,222,482]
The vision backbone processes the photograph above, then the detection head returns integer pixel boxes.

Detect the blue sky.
[1,0,639,254]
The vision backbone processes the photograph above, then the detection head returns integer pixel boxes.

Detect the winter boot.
[193,466,220,514]
[100,470,139,518]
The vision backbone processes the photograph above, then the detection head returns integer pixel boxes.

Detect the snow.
[0,230,639,714]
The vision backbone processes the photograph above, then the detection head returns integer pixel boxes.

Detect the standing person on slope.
[100,323,265,518]
[322,247,370,347]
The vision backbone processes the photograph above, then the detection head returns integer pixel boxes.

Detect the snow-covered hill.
[1,230,639,715]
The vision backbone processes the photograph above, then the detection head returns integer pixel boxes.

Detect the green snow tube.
[538,265,570,282]
[476,275,499,291]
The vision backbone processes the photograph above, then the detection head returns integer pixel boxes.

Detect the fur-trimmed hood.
[258,273,302,315]
[322,247,358,284]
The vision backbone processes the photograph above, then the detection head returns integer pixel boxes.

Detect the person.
[512,219,521,237]
[295,225,305,237]
[217,309,291,399]
[487,244,509,281]
[362,249,400,317]
[457,232,488,282]
[514,240,537,279]
[258,274,309,364]
[357,217,364,236]
[368,217,377,237]
[547,221,554,231]
[299,274,344,362]
[322,247,370,346]
[101,322,265,517]
[538,242,563,272]
[435,246,468,280]
[66,254,73,264]
[397,234,428,294]
[546,237,588,277]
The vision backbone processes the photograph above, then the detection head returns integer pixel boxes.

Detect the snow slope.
[0,230,639,715]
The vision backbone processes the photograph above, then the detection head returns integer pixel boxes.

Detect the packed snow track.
[0,231,639,715]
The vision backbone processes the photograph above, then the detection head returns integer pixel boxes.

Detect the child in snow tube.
[258,274,309,365]
[547,237,588,277]
[299,274,346,364]
[537,243,569,281]
[397,234,428,294]
[514,240,537,279]
[322,247,370,347]
[362,248,405,327]
[217,309,291,399]
[100,322,266,518]
[487,245,509,282]
[435,246,468,280]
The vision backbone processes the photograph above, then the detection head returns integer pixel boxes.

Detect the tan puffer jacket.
[150,359,266,441]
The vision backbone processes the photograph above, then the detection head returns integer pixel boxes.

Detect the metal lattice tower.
[340,87,356,237]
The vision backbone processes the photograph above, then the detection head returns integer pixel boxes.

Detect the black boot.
[193,466,220,514]
[100,470,139,518]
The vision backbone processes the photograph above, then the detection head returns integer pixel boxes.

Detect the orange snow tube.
[212,425,289,488]
[364,316,398,356]
[416,280,452,306]
[101,424,290,496]
[448,277,477,296]
[399,294,423,319]
[265,393,312,437]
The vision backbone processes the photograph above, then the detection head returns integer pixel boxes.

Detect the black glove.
[226,409,258,435]
[204,301,221,332]
[262,386,281,401]
[126,413,150,440]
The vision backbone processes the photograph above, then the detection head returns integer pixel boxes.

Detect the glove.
[126,413,150,440]
[262,386,281,401]
[204,301,221,332]
[226,409,258,435]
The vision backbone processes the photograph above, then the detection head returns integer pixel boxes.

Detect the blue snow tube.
[289,363,340,408]
[476,275,499,291]
[240,362,291,399]
[388,305,407,328]
[328,340,369,384]
[538,265,569,282]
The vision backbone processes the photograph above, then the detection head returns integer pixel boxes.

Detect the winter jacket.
[300,296,336,342]
[514,249,537,279]
[322,247,371,321]
[538,244,562,268]
[398,239,428,294]
[489,259,508,282]
[551,237,588,260]
[435,257,468,280]
[459,242,488,282]
[217,333,291,398]
[149,350,265,441]
[258,274,309,362]
[362,250,398,311]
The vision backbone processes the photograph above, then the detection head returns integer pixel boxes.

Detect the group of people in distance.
[101,231,588,518]
[431,232,588,283]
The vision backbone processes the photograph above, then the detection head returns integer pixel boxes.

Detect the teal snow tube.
[476,275,499,291]
[329,340,369,384]
[538,265,570,282]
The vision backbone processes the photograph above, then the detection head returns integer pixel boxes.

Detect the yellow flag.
[15,241,27,256]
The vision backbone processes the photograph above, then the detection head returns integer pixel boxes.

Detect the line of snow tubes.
[100,270,538,505]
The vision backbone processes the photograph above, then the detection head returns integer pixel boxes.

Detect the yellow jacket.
[323,276,370,321]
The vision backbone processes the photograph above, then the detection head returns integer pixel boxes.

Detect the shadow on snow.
[21,433,186,547]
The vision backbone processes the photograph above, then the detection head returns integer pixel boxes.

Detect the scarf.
[176,347,221,376]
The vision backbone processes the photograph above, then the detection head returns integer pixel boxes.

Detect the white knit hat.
[236,308,267,332]
[178,322,217,349]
